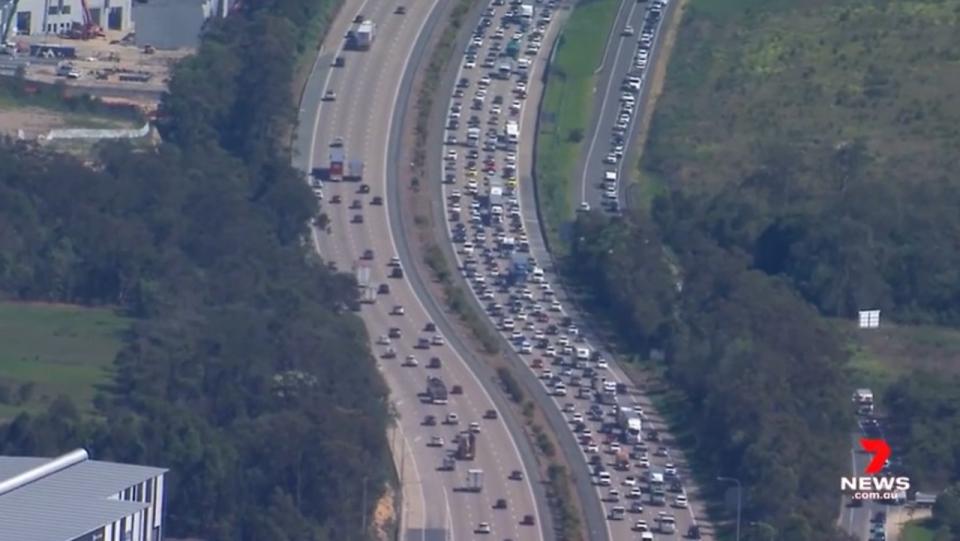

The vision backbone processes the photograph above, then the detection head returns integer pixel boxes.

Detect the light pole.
[361,476,368,534]
[717,476,742,541]
[749,521,777,536]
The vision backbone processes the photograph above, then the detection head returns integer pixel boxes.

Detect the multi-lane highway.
[293,1,546,539]
[432,0,711,539]
[576,0,676,213]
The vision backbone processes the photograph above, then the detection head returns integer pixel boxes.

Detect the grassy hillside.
[642,0,960,193]
[536,0,620,248]
[0,302,128,419]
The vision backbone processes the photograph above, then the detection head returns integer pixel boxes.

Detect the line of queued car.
[587,0,669,215]
[439,0,701,538]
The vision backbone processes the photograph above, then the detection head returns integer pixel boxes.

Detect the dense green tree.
[0,0,391,537]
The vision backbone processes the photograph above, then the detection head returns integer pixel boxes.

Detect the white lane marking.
[444,489,455,541]
[378,5,546,541]
[580,0,638,203]
[594,0,631,75]
[436,10,584,541]
[307,0,376,170]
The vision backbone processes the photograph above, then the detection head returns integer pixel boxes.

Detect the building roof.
[0,449,167,541]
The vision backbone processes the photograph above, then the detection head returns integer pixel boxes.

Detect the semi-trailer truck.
[346,159,364,181]
[426,376,448,404]
[329,138,345,180]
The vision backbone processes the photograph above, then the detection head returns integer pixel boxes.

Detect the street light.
[747,521,777,541]
[717,476,742,541]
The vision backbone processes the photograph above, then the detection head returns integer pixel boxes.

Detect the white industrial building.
[3,0,234,49]
[5,0,133,36]
[0,449,167,541]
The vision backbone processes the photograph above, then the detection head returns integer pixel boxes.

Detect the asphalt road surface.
[433,1,710,539]
[576,0,677,213]
[294,1,545,540]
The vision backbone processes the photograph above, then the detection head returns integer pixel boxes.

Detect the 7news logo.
[841,438,910,502]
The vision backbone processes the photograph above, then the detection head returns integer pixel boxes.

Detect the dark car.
[451,385,463,395]
[371,196,384,205]
[390,267,404,279]
[352,214,364,223]
[422,415,436,426]
[377,284,390,295]
[332,56,345,67]
[394,5,406,14]
[521,515,535,526]
[428,357,441,369]
[359,183,371,194]
[388,327,402,338]
[350,199,362,209]
[353,14,364,23]
[331,195,342,204]
[362,249,374,260]
[687,525,701,539]
[509,470,523,481]
[483,409,498,420]
[494,498,507,509]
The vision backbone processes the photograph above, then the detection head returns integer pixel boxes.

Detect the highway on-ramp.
[294,1,546,540]
[576,0,677,213]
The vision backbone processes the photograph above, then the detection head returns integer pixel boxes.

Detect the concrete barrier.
[44,122,151,141]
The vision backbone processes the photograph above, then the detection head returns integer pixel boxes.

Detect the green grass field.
[844,320,960,397]
[642,0,960,198]
[0,302,129,419]
[535,0,620,250]
[900,519,937,541]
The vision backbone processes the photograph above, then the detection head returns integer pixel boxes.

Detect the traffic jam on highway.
[311,4,545,539]
[584,0,668,214]
[436,0,701,539]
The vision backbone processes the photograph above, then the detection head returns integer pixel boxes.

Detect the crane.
[1,0,20,44]
[64,0,104,39]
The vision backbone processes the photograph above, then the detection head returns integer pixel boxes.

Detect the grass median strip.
[535,0,619,250]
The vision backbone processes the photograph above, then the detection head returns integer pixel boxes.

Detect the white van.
[576,347,590,361]
[604,170,617,184]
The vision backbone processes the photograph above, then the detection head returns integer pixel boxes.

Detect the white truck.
[349,20,376,50]
[617,406,643,444]
[853,388,874,415]
[504,120,519,145]
[466,468,484,492]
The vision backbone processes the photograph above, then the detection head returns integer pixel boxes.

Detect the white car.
[673,494,688,508]
[623,476,638,487]
[597,359,609,370]
[465,59,476,69]
[586,444,600,454]
[633,519,650,532]
[376,335,391,345]
[476,522,491,534]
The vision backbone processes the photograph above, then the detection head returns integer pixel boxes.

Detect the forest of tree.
[566,2,960,536]
[0,0,393,539]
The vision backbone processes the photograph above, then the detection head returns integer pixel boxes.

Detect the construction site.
[0,0,231,111]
